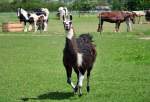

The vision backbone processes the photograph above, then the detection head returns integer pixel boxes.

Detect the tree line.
[0,0,149,12]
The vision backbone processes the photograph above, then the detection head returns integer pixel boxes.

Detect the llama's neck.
[65,27,83,68]
[65,27,78,54]
[66,28,74,40]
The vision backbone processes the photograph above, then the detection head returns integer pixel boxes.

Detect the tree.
[111,0,122,10]
[127,0,150,10]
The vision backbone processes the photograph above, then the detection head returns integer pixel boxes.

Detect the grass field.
[0,12,150,102]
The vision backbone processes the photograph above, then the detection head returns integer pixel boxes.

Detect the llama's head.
[63,15,73,31]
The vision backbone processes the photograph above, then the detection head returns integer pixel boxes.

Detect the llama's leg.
[78,69,85,96]
[73,69,79,93]
[65,65,75,89]
[87,70,91,93]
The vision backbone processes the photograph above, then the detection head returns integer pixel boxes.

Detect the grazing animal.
[62,15,97,96]
[17,8,49,32]
[57,7,69,20]
[145,10,150,22]
[17,8,31,32]
[29,13,47,32]
[37,15,45,32]
[97,11,136,32]
[132,11,145,24]
[29,8,49,32]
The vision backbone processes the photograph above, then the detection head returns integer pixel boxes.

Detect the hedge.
[0,1,65,12]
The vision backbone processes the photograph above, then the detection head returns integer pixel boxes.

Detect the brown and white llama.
[62,15,97,96]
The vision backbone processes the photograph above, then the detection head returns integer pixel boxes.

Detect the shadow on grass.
[20,91,74,101]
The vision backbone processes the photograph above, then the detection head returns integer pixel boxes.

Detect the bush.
[71,1,96,11]
[0,1,65,12]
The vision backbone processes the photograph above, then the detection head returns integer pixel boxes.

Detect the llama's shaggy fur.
[63,15,96,96]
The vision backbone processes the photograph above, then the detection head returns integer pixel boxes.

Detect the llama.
[62,15,97,96]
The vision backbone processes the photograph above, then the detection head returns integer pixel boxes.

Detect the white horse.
[41,8,49,20]
[132,11,145,24]
[123,11,136,32]
[37,8,49,31]
[17,8,31,32]
[58,7,69,20]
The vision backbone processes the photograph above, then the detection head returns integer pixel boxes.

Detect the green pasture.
[0,13,150,102]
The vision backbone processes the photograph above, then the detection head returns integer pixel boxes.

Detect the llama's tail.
[77,33,97,59]
[78,33,93,43]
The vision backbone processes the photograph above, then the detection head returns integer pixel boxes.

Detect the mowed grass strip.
[0,13,150,102]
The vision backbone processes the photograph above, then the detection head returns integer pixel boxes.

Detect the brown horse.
[97,11,136,32]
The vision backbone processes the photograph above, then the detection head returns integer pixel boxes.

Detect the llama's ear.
[63,15,65,21]
[70,15,73,20]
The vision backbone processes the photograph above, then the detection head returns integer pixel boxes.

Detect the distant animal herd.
[16,7,150,33]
